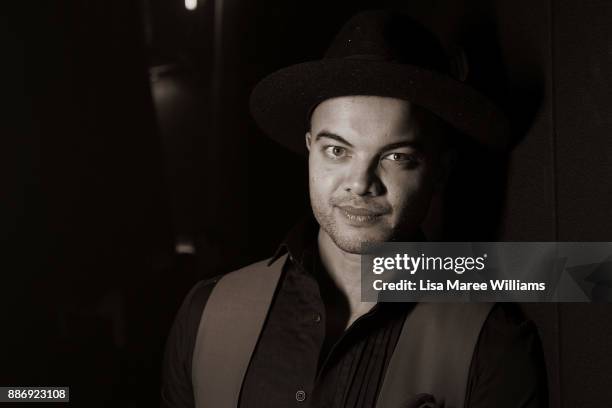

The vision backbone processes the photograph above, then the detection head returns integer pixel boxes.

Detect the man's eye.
[324,146,348,159]
[383,152,420,165]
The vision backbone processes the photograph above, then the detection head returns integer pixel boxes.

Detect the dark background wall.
[2,0,611,407]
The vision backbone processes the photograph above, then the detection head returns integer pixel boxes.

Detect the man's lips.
[337,205,386,217]
[336,205,388,225]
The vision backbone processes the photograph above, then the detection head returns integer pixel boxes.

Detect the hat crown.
[325,10,450,74]
[249,9,511,154]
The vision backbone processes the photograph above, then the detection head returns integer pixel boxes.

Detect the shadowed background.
[2,0,611,407]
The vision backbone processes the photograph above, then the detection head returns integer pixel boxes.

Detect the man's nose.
[344,159,383,196]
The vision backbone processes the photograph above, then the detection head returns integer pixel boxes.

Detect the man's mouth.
[336,205,387,225]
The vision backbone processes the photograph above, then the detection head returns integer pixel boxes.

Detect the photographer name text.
[373,279,546,291]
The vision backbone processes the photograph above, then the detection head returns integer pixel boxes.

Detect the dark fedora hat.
[249,10,511,155]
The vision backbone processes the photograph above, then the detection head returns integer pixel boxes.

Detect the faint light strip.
[185,0,197,11]
[175,241,196,255]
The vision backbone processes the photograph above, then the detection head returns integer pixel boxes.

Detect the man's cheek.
[387,180,420,204]
[318,161,342,177]
[310,177,332,207]
[310,158,334,181]
[312,169,339,193]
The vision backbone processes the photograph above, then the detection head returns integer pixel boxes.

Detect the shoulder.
[466,303,548,407]
[160,276,220,407]
[163,276,221,373]
[175,255,283,341]
[182,255,281,314]
[180,276,221,327]
[178,256,277,331]
[161,257,279,407]
[479,303,540,349]
[475,303,544,369]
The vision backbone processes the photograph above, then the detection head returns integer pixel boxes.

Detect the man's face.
[306,95,447,254]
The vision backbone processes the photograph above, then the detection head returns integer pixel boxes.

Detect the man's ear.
[305,132,312,151]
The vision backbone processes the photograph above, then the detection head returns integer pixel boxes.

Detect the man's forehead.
[311,95,415,121]
[310,96,425,145]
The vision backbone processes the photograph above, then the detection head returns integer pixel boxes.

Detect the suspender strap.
[376,302,494,408]
[192,254,288,408]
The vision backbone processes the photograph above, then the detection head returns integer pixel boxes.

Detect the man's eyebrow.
[315,131,354,147]
[314,131,424,151]
[379,140,423,152]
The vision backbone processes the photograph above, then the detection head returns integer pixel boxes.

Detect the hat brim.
[250,59,511,154]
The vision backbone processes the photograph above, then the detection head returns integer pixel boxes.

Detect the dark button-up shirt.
[161,219,548,408]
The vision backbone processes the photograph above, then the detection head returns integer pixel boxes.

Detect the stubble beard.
[310,198,394,254]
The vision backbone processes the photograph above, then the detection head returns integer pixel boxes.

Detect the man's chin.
[313,210,393,253]
[329,231,391,254]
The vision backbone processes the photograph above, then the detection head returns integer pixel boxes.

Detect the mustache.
[329,196,391,213]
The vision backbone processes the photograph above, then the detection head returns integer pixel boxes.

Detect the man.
[161,10,548,408]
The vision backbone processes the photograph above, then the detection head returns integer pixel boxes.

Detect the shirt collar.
[268,214,428,268]
[270,215,422,313]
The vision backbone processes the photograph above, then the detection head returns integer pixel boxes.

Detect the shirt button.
[313,313,322,323]
[295,390,306,402]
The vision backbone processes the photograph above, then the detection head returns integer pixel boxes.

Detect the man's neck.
[317,229,376,327]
